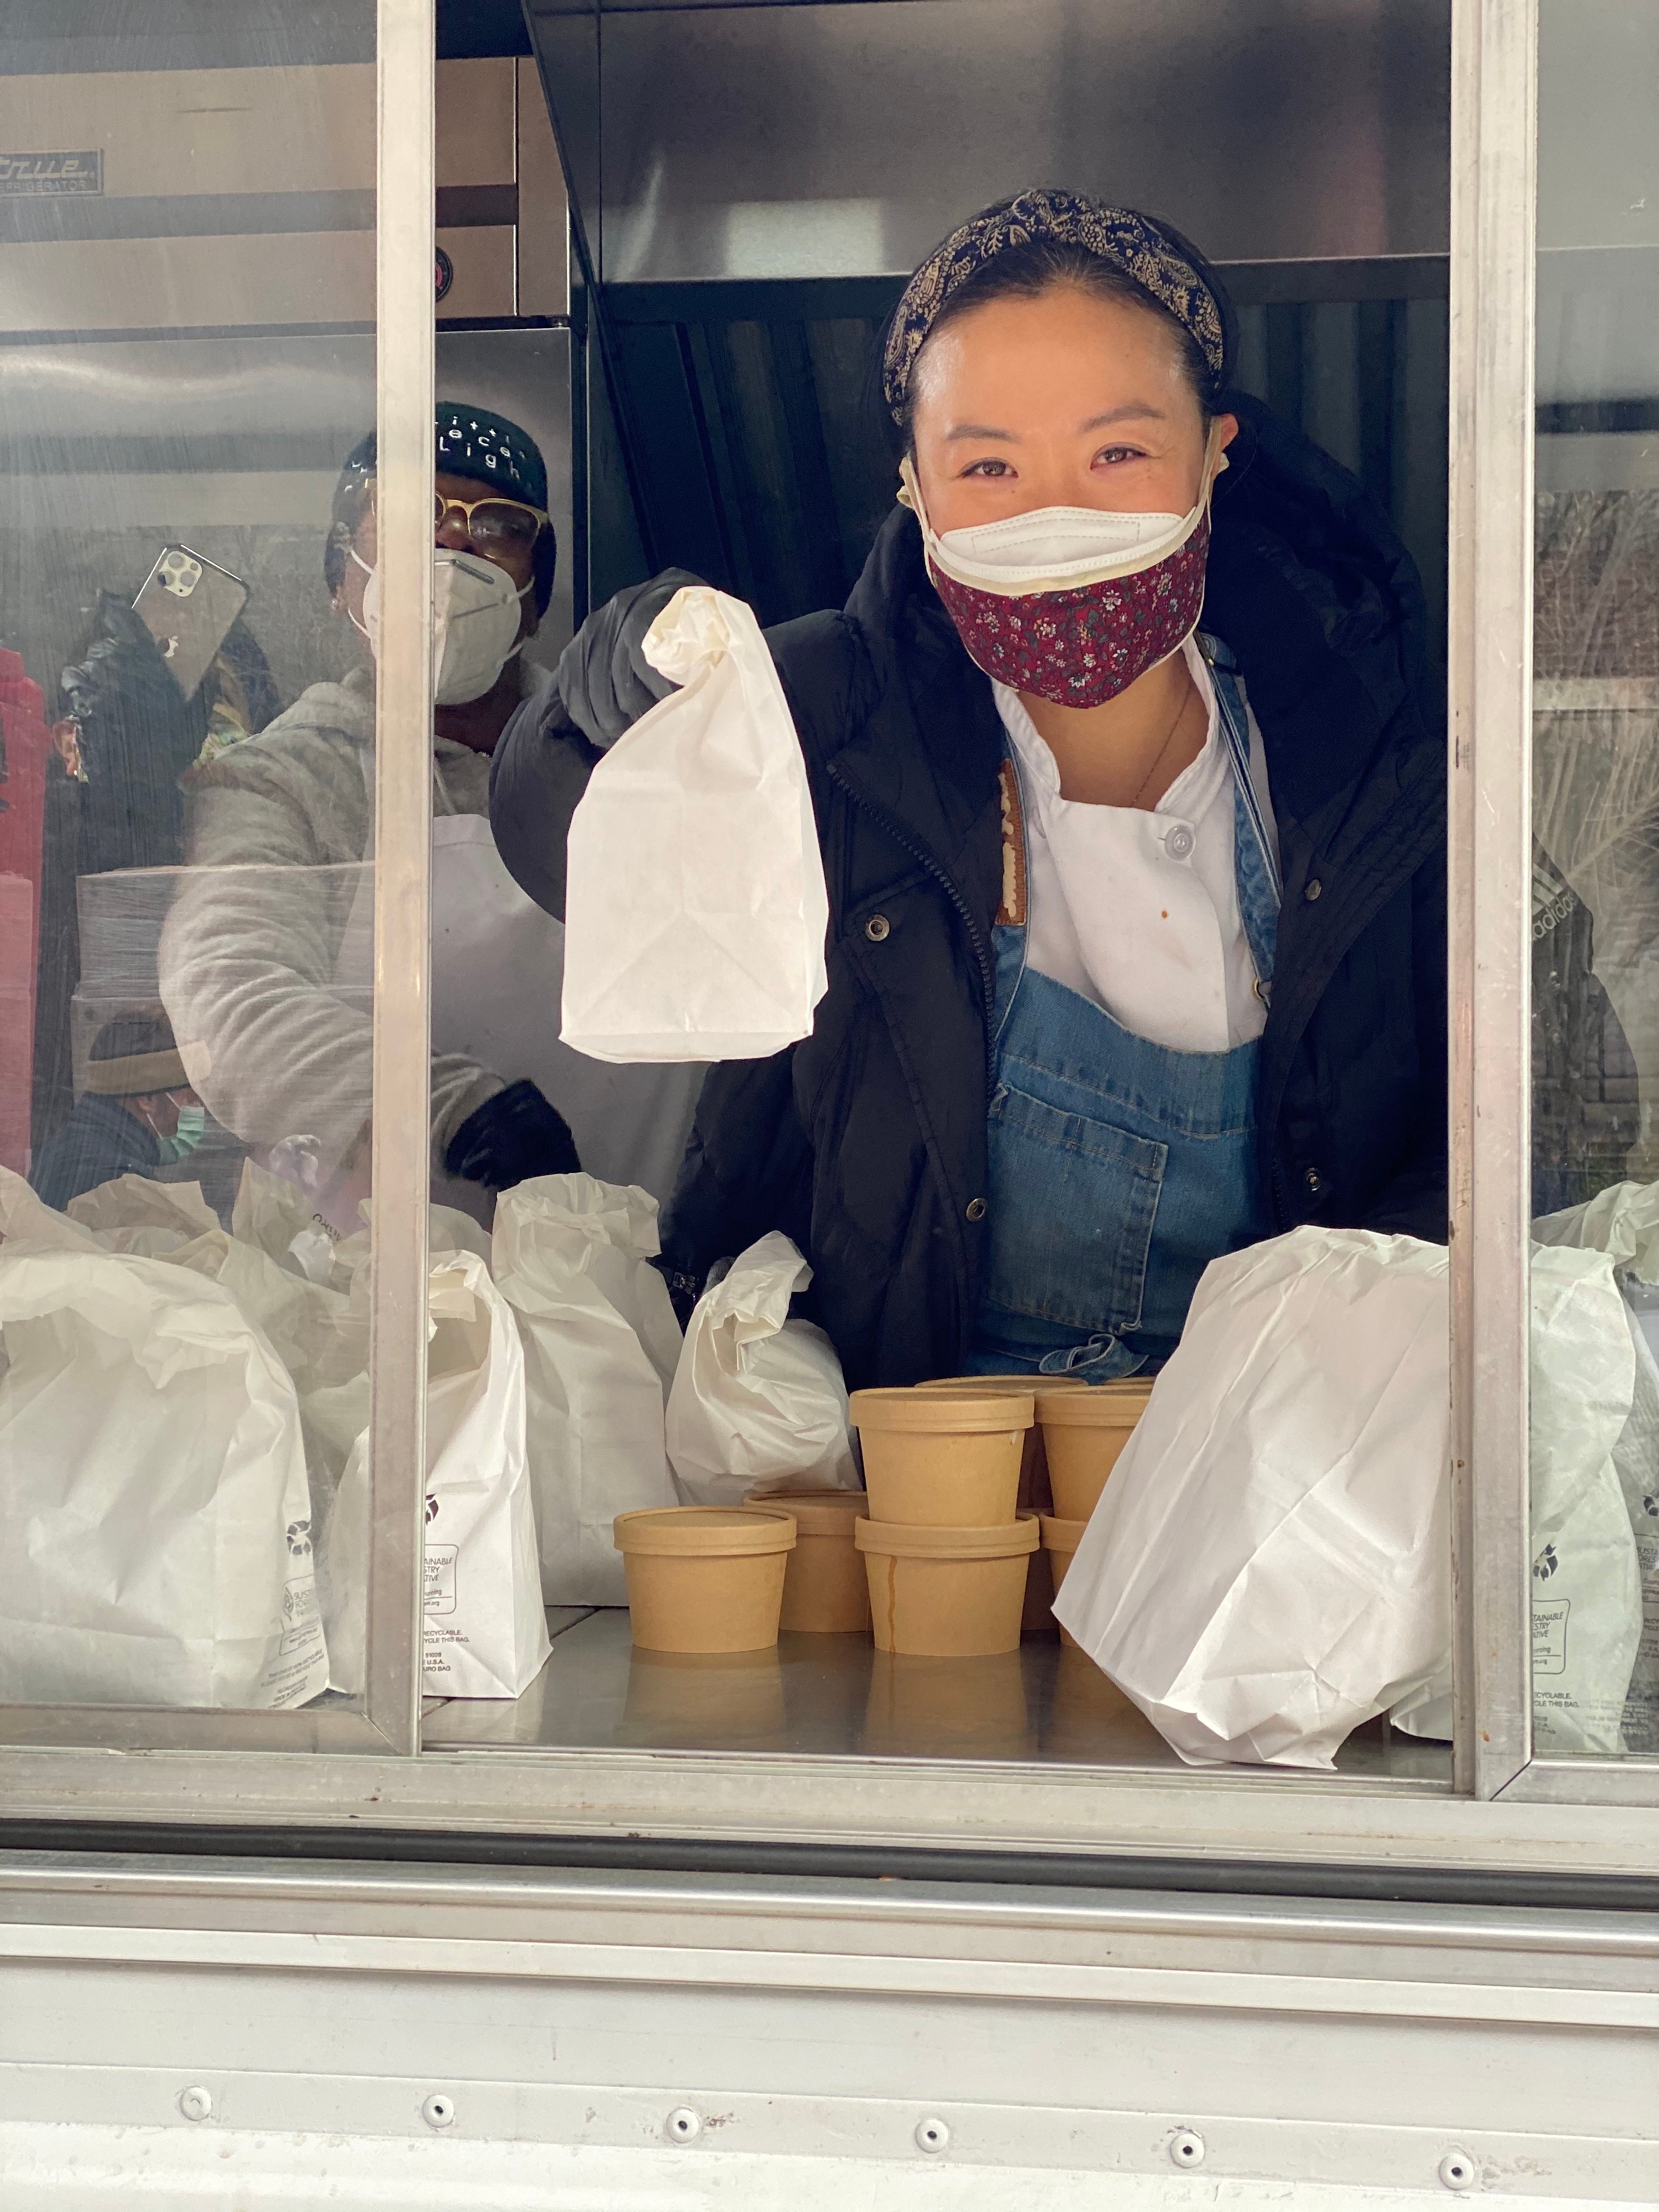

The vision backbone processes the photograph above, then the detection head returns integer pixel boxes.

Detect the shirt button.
[865,913,891,943]
[1305,1166,1323,1194]
[965,1197,988,1222]
[1305,877,1324,902]
[1165,825,1195,860]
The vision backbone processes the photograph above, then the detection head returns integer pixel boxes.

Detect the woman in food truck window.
[493,190,1446,1388]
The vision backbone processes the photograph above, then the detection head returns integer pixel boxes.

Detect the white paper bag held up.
[0,1242,327,1709]
[322,1254,550,1699]
[560,585,830,1062]
[492,1174,681,1605]
[1054,1229,1454,1768]
[667,1232,859,1503]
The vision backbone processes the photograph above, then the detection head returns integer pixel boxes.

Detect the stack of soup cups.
[1032,1379,1155,1646]
[848,1386,1041,1656]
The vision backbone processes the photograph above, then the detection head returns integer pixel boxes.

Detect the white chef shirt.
[993,637,1279,1055]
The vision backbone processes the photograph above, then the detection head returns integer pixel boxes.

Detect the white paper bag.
[560,585,830,1062]
[68,1175,218,1243]
[1527,1245,1643,1754]
[1056,1227,1647,1767]
[1532,1182,1659,1752]
[492,1174,681,1605]
[666,1232,859,1503]
[1617,1311,1659,1756]
[1054,1229,1453,1768]
[0,1242,328,1709]
[1534,1177,1659,1286]
[322,1254,550,1699]
[0,1167,105,1254]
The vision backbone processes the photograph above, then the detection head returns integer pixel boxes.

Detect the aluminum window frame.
[3,0,1655,1857]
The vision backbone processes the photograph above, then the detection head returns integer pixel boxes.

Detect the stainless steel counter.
[423,1610,1450,1783]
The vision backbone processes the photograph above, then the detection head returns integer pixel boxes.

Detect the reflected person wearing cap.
[29,1009,204,1214]
[160,405,589,1226]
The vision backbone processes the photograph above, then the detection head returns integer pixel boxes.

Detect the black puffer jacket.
[494,396,1446,1390]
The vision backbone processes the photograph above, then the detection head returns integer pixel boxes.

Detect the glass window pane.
[0,3,385,1717]
[1531,0,1659,1760]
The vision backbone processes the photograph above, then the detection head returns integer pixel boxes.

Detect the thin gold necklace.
[1130,677,1198,809]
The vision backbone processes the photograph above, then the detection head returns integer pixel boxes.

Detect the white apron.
[337,809,707,1217]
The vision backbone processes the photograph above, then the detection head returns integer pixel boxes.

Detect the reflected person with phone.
[160,404,716,1238]
[158,403,589,1231]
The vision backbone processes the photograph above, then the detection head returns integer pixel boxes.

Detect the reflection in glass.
[1529,1,1659,1758]
[0,7,378,1711]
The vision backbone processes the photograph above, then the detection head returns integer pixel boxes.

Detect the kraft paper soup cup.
[913,1373,1088,1514]
[854,1511,1040,1657]
[1038,1512,1088,1651]
[613,1505,795,1654]
[848,1387,1033,1527]
[1038,1381,1154,1522]
[746,1486,872,1634]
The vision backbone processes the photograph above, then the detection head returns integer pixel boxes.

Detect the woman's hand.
[552,568,707,750]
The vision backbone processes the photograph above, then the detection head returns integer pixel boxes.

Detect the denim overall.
[969,640,1281,1380]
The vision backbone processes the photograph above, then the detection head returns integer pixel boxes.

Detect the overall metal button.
[1305,1165,1323,1193]
[965,1197,988,1222]
[1165,825,1194,860]
[865,913,891,942]
[1305,876,1324,902]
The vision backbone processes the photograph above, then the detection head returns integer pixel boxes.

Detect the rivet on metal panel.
[422,2093,456,2130]
[667,2107,703,2143]
[1169,2128,1206,2168]
[1438,2151,1479,2191]
[915,2118,950,2154]
[177,2086,213,2124]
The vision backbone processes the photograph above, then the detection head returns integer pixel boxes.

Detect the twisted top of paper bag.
[641,585,760,686]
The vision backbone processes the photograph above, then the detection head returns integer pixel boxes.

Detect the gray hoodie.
[160,664,551,1184]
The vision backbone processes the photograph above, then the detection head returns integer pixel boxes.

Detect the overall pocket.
[981,1082,1166,1335]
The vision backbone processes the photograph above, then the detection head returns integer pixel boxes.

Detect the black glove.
[553,567,706,751]
[60,592,210,873]
[444,1079,581,1192]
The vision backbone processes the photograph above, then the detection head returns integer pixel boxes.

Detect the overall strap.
[1201,635,1282,906]
[1199,636,1280,997]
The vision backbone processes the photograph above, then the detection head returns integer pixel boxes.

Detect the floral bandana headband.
[882,189,1227,424]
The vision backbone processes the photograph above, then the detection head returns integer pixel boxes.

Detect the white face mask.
[352,548,532,705]
[897,422,1226,597]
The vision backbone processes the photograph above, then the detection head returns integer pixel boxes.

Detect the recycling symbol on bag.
[1643,1493,1658,1520]
[1533,1542,1559,1581]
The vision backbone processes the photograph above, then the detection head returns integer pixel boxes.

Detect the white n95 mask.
[353,547,531,705]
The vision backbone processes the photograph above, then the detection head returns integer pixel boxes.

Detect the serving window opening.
[8,0,1651,1829]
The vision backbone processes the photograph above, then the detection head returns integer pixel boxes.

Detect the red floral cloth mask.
[926,519,1210,708]
[898,432,1223,708]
